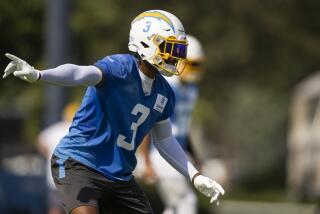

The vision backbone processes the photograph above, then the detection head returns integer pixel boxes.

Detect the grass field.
[213,200,318,214]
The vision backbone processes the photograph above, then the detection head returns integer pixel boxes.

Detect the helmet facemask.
[149,35,188,77]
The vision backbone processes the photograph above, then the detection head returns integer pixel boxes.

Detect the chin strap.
[143,60,159,73]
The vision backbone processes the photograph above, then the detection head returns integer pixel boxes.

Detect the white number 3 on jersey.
[117,104,150,151]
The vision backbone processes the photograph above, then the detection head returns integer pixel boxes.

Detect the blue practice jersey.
[166,77,198,149]
[54,54,175,181]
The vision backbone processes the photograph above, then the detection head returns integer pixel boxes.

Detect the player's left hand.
[193,174,225,206]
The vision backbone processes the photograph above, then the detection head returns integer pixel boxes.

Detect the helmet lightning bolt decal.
[132,11,175,33]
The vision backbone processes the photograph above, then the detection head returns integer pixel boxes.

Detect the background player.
[139,35,206,214]
[37,102,79,214]
[3,10,224,214]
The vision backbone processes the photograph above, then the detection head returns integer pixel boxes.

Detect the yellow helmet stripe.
[133,11,175,33]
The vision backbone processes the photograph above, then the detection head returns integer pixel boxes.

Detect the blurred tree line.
[0,0,319,193]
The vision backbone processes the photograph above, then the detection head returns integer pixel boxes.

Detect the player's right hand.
[3,53,40,83]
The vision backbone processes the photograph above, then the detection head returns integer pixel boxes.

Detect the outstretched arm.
[40,64,102,86]
[3,53,102,86]
[151,119,225,205]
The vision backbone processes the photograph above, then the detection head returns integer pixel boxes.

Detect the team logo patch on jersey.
[154,94,168,113]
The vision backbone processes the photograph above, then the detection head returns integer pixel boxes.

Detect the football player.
[140,35,208,214]
[3,10,224,214]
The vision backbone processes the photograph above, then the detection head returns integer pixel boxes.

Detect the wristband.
[37,71,42,81]
[192,172,201,185]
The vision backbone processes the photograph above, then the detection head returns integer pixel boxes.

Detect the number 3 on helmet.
[128,10,188,77]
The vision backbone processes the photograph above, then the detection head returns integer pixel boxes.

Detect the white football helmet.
[179,35,205,83]
[128,10,188,76]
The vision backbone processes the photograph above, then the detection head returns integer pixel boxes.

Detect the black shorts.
[51,155,153,214]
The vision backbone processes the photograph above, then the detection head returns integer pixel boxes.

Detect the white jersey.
[38,121,71,189]
[165,76,198,149]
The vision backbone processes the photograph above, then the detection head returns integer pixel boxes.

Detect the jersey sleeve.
[93,54,134,82]
[157,84,175,122]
